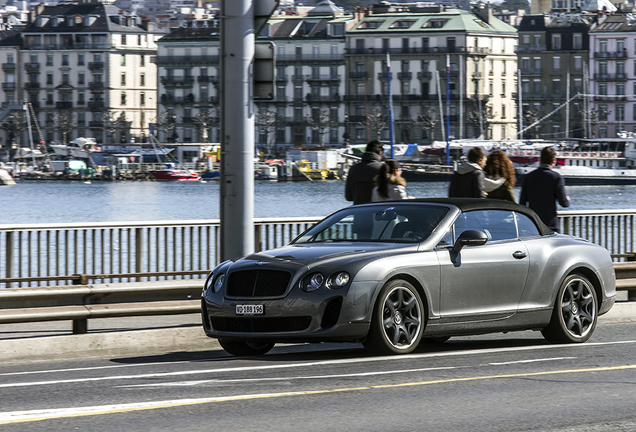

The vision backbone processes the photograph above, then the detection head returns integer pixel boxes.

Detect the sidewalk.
[1,298,635,364]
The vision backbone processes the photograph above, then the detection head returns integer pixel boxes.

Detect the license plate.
[236,304,264,315]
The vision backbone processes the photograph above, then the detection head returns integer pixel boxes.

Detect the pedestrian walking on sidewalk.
[485,150,516,202]
[449,147,504,198]
[371,160,412,202]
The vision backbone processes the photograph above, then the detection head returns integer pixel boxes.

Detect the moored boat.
[149,164,200,181]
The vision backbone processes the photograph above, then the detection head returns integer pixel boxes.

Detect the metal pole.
[518,69,523,138]
[436,70,445,143]
[220,0,255,261]
[445,55,450,166]
[459,54,463,140]
[387,53,395,159]
[566,69,570,139]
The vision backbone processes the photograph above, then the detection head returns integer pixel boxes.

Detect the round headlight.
[332,272,350,288]
[213,274,225,293]
[300,272,324,292]
[204,274,214,293]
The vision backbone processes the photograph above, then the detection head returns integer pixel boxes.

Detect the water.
[1,179,635,224]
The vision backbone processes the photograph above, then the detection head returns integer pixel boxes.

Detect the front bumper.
[201,281,376,343]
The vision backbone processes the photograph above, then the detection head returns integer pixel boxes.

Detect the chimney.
[473,4,493,24]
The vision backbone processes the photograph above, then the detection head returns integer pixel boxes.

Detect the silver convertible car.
[202,198,616,356]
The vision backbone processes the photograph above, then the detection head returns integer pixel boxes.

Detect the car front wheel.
[363,279,425,355]
[541,273,598,344]
[218,339,275,356]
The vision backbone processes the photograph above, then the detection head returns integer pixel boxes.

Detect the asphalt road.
[1,322,636,432]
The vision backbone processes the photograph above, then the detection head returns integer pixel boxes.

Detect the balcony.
[305,74,341,82]
[2,82,16,90]
[88,61,104,70]
[88,101,104,109]
[88,121,102,128]
[161,76,195,87]
[275,53,345,63]
[520,68,543,76]
[275,74,288,82]
[25,82,40,89]
[515,44,547,53]
[349,71,368,79]
[594,95,627,101]
[2,62,15,71]
[377,72,389,80]
[305,94,341,103]
[154,55,219,65]
[160,94,196,104]
[594,73,627,81]
[472,72,483,79]
[291,74,304,82]
[417,71,432,80]
[397,72,412,80]
[344,46,492,56]
[594,50,627,59]
[56,101,73,109]
[197,75,218,83]
[24,63,40,71]
[89,81,104,89]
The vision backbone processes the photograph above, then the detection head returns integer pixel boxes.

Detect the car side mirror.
[453,229,488,253]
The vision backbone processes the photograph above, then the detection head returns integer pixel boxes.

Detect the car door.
[435,209,530,322]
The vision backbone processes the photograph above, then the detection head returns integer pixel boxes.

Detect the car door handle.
[513,251,527,259]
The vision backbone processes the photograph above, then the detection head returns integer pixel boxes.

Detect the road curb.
[0,327,219,364]
[0,302,634,364]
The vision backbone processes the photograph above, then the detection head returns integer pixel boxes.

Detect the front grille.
[227,269,291,297]
[211,316,311,333]
[320,297,343,329]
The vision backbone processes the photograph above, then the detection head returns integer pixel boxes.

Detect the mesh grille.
[211,316,311,333]
[227,269,291,297]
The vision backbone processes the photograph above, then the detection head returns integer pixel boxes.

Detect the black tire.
[218,339,275,356]
[541,273,598,344]
[363,279,425,355]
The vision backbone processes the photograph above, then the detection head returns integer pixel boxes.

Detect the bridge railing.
[2,210,636,289]
[0,217,321,288]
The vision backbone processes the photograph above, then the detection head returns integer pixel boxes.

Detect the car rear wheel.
[218,339,275,356]
[363,279,424,355]
[541,273,598,344]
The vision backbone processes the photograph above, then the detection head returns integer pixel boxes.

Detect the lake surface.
[1,179,634,224]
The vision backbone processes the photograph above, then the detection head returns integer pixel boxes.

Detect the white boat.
[510,138,636,185]
[50,137,100,159]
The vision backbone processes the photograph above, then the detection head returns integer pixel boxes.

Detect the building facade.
[344,4,518,144]
[588,12,636,138]
[0,0,163,145]
[516,14,591,139]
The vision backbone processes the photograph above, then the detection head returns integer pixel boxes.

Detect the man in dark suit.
[345,140,384,205]
[520,146,570,232]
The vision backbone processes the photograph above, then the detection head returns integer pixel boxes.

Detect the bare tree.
[100,111,120,143]
[361,109,388,141]
[467,102,493,139]
[52,109,74,144]
[577,106,611,139]
[412,108,438,143]
[255,109,277,153]
[521,108,547,139]
[192,109,217,143]
[1,110,28,156]
[154,111,178,143]
[306,109,338,147]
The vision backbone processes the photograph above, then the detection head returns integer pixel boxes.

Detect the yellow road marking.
[2,363,635,425]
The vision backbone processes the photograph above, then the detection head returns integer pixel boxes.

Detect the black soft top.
[357,198,554,236]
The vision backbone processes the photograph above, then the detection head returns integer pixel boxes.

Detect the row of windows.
[14,53,147,67]
[39,91,145,106]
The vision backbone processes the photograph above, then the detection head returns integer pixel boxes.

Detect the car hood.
[235,242,416,269]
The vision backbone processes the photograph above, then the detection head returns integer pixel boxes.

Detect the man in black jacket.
[449,147,504,198]
[345,140,384,205]
[520,146,570,232]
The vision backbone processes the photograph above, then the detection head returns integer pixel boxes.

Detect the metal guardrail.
[0,279,203,334]
[1,263,635,334]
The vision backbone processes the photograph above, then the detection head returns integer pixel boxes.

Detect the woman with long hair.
[484,150,516,202]
[371,160,411,201]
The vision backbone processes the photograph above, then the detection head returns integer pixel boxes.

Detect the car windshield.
[293,204,449,244]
